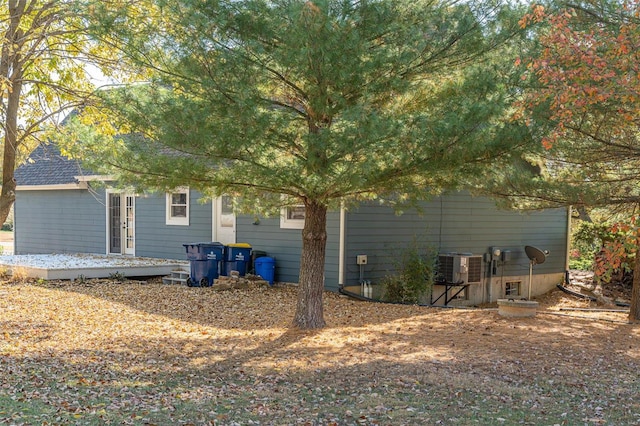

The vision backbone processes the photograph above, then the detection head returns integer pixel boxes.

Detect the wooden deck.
[0,253,189,280]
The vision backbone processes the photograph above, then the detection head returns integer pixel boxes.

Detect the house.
[14,143,569,305]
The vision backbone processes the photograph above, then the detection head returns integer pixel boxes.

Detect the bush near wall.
[381,243,437,304]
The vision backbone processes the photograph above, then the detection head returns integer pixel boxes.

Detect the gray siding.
[237,212,341,290]
[134,190,212,259]
[15,187,567,298]
[15,188,213,260]
[344,192,568,287]
[15,189,106,254]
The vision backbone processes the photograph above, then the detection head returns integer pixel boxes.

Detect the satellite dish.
[525,245,547,265]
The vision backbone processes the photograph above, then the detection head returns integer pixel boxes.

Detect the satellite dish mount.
[524,246,548,300]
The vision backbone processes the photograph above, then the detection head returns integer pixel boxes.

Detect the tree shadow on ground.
[50,280,437,331]
[2,313,639,425]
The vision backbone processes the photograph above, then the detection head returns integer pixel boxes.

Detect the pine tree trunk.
[293,200,327,329]
[629,237,640,323]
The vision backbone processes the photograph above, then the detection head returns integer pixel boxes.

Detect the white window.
[166,188,189,226]
[505,281,521,297]
[280,205,306,229]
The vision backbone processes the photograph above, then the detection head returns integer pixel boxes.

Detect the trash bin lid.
[227,243,251,248]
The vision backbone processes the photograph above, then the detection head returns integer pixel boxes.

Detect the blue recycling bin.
[254,256,276,285]
[222,243,252,276]
[188,259,219,287]
[184,242,225,261]
[183,242,224,286]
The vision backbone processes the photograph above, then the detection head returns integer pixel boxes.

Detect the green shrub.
[109,271,128,282]
[381,242,436,304]
[569,220,614,271]
[568,256,593,271]
[569,217,640,280]
[2,210,13,231]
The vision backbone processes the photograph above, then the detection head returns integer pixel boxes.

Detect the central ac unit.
[438,253,483,284]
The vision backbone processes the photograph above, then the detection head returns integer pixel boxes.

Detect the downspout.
[486,256,492,304]
[566,206,572,274]
[12,195,17,255]
[338,202,346,287]
[211,197,217,242]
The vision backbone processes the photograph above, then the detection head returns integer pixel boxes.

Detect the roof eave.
[16,182,89,191]
[74,175,114,182]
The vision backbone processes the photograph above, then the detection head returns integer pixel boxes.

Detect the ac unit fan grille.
[467,256,482,283]
[438,255,455,281]
[438,254,483,284]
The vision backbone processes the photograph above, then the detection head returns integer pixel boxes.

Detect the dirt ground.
[1,274,638,424]
[0,231,13,255]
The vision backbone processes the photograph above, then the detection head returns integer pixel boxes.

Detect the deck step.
[162,272,189,285]
[163,277,187,285]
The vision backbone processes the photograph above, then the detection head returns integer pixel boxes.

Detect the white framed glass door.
[107,192,135,255]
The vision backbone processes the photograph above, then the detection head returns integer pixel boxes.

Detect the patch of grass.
[0,396,57,422]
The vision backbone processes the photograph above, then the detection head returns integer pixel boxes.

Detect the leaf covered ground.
[1,278,639,425]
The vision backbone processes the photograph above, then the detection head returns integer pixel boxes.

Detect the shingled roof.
[15,143,95,187]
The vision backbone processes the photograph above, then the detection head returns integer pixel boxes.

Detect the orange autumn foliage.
[517,1,640,149]
[594,218,640,284]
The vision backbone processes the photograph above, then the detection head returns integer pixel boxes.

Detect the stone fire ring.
[497,299,539,318]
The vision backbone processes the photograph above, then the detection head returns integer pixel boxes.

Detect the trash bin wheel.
[187,277,195,287]
[200,278,210,288]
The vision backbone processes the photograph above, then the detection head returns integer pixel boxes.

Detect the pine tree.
[71,0,529,329]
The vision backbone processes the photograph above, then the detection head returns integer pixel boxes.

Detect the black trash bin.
[222,243,252,276]
[251,250,268,274]
[183,242,224,287]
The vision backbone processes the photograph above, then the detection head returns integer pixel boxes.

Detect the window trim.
[166,187,190,226]
[280,205,306,229]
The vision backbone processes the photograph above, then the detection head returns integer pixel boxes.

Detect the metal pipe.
[338,202,346,286]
